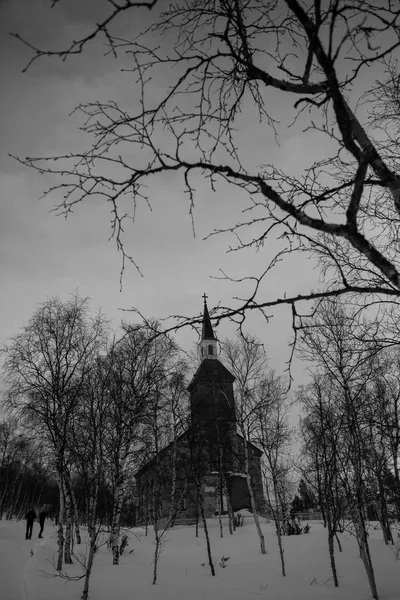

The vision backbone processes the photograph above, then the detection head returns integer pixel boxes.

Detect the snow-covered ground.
[1,516,399,600]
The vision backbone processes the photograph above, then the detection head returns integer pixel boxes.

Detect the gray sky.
[0,0,325,383]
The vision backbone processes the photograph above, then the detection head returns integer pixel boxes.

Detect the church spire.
[200,294,218,360]
[202,294,216,340]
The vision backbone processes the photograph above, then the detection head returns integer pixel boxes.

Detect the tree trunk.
[152,521,162,585]
[272,486,285,576]
[81,485,98,600]
[68,477,82,545]
[0,482,9,519]
[224,475,234,535]
[56,473,65,571]
[6,481,19,520]
[167,429,178,528]
[145,482,149,536]
[199,491,215,576]
[11,482,23,519]
[327,526,339,587]
[353,508,379,600]
[392,461,400,521]
[110,482,124,565]
[64,476,74,564]
[335,532,342,552]
[377,485,393,546]
[195,487,200,538]
[244,439,266,554]
[217,475,224,538]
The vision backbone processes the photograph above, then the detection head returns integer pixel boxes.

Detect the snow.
[0,518,47,600]
[1,517,399,600]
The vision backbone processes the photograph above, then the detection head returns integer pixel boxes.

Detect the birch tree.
[102,322,177,565]
[367,350,400,521]
[299,299,381,599]
[254,373,293,577]
[222,334,269,555]
[2,294,107,570]
[299,376,348,587]
[67,353,112,600]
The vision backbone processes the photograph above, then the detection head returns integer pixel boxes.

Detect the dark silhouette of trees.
[0,419,57,521]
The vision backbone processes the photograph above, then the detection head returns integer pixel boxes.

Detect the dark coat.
[25,510,36,522]
[39,511,48,524]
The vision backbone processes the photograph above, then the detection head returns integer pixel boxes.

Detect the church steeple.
[199,294,218,360]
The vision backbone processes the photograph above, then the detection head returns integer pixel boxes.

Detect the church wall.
[135,435,201,525]
[134,433,265,524]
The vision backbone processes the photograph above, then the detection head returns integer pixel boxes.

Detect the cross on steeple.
[202,293,208,303]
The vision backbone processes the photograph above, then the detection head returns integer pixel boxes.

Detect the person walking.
[38,508,48,538]
[25,507,36,540]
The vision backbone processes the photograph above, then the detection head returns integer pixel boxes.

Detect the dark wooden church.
[134,299,265,524]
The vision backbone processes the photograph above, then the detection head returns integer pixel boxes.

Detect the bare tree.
[367,349,400,521]
[68,352,113,600]
[299,375,348,587]
[254,373,293,577]
[13,1,400,332]
[101,322,177,565]
[2,294,107,570]
[222,334,269,555]
[299,299,381,599]
[163,364,189,528]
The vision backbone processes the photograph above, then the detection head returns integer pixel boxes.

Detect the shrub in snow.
[233,514,245,528]
[219,556,230,568]
[281,518,311,536]
[119,534,129,555]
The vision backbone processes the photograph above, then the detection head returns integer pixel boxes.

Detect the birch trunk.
[110,482,125,565]
[354,508,379,600]
[217,475,224,538]
[224,475,234,535]
[392,460,400,521]
[68,478,82,544]
[244,439,266,554]
[63,475,74,564]
[145,484,149,536]
[195,488,200,538]
[271,486,285,576]
[56,472,65,571]
[199,490,215,576]
[152,520,162,585]
[167,435,178,528]
[377,489,393,545]
[327,524,339,587]
[335,532,342,552]
[81,485,98,600]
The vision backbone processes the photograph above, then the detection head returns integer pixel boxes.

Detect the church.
[134,298,265,525]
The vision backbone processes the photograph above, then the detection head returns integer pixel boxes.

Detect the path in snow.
[0,519,46,600]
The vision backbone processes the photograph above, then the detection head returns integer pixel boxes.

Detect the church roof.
[187,358,235,391]
[202,299,216,340]
[134,429,262,477]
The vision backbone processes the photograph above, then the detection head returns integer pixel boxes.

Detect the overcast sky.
[0,0,329,385]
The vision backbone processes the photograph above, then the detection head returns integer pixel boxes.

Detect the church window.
[208,344,214,355]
